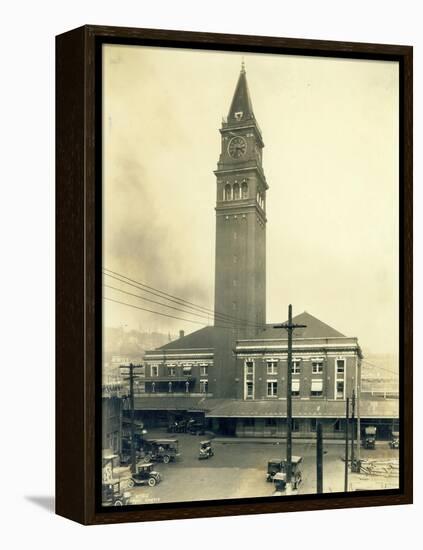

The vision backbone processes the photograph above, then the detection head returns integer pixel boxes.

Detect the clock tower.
[214,63,267,341]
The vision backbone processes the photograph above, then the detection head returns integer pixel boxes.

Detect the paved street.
[117,430,399,505]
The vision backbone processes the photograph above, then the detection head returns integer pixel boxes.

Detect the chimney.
[179,330,185,339]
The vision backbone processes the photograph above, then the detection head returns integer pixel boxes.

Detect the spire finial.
[241,57,245,73]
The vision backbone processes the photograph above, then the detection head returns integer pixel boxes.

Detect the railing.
[361,390,399,399]
[133,392,213,398]
[142,375,195,382]
[361,380,399,399]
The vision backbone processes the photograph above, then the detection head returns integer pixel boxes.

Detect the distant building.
[102,382,123,453]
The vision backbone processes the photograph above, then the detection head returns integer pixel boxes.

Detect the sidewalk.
[213,436,344,445]
[212,436,392,446]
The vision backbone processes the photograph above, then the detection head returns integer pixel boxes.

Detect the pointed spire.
[227,61,254,124]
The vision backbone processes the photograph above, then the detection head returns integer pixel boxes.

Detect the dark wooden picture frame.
[56,25,413,525]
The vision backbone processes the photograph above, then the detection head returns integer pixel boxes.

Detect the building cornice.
[214,165,268,189]
[215,202,267,223]
[219,122,264,147]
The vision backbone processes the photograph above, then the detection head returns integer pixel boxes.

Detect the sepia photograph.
[101,44,400,507]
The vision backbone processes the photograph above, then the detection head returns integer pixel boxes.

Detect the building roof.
[227,65,255,124]
[133,396,226,412]
[153,312,347,356]
[157,326,216,351]
[204,399,398,419]
[132,394,398,419]
[259,312,346,340]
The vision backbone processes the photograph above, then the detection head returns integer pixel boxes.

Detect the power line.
[104,272,220,321]
[103,268,261,328]
[103,268,263,329]
[104,296,244,330]
[361,359,399,377]
[105,284,241,328]
[104,297,211,326]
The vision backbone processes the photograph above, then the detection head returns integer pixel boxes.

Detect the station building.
[136,64,398,439]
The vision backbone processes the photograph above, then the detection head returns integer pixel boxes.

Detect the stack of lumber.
[359,459,399,477]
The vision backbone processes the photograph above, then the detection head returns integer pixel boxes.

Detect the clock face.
[228,136,247,159]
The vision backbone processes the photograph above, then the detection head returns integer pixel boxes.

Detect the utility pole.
[120,363,143,474]
[356,361,361,464]
[273,304,306,493]
[351,389,355,468]
[316,422,323,493]
[344,397,350,492]
[129,364,135,473]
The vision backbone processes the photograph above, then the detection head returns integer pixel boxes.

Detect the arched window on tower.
[224,184,232,201]
[233,183,240,200]
[242,181,248,199]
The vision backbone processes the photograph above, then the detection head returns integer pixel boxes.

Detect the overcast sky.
[102,44,399,356]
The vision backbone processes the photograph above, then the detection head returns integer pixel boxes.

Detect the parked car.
[267,456,303,490]
[198,440,214,459]
[389,430,399,449]
[121,435,150,465]
[266,458,284,482]
[188,419,206,435]
[126,463,161,488]
[102,479,131,506]
[363,426,377,449]
[143,439,180,464]
[167,419,188,433]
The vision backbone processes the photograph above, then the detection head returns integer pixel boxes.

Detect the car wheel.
[127,478,135,489]
[148,477,157,487]
[163,455,170,464]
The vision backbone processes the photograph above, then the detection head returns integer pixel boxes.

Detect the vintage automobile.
[363,426,377,449]
[120,437,144,465]
[143,439,180,464]
[266,458,284,482]
[198,440,214,459]
[126,463,161,488]
[389,430,399,449]
[167,419,188,433]
[267,456,303,489]
[187,419,206,435]
[102,479,131,506]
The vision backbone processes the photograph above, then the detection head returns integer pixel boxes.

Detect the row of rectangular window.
[245,379,345,398]
[149,366,209,376]
[266,380,325,398]
[145,380,209,393]
[248,359,345,376]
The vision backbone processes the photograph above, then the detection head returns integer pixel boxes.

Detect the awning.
[311,380,323,391]
[102,453,119,461]
[131,396,399,419]
[133,396,226,412]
